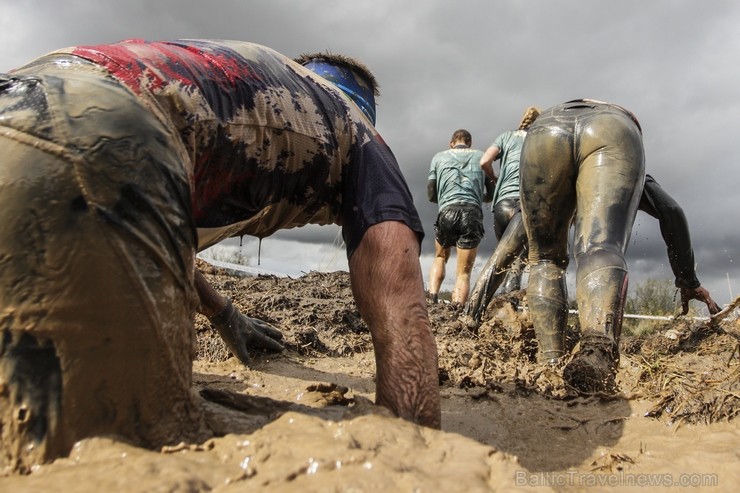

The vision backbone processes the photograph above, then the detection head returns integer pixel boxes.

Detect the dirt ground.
[2,262,738,492]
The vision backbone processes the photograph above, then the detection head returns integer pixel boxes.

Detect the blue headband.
[303,59,377,125]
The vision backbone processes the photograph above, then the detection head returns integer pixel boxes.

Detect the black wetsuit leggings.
[493,198,525,293]
[520,100,644,359]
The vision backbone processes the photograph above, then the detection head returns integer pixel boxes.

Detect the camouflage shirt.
[55,39,422,255]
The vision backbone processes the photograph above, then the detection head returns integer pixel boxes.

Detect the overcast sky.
[2,0,738,309]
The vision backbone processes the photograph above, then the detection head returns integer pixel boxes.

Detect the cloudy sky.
[2,0,738,309]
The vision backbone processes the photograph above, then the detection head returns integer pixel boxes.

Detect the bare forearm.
[349,221,441,428]
[480,146,499,182]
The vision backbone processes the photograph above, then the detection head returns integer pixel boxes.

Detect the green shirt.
[491,129,527,207]
[428,147,486,211]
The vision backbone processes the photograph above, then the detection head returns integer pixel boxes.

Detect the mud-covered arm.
[638,175,720,315]
[483,177,495,203]
[348,221,441,428]
[638,174,700,290]
[195,268,283,365]
[427,156,439,203]
[427,179,438,203]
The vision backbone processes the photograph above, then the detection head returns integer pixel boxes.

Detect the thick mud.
[1,263,738,492]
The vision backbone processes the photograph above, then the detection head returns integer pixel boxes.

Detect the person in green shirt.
[427,129,493,305]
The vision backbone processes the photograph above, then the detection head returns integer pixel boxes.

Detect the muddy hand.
[680,286,721,315]
[208,299,284,365]
[248,316,284,342]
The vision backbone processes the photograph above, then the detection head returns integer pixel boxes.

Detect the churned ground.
[2,263,738,492]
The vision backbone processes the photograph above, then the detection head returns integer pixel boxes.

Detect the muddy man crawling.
[0,39,440,472]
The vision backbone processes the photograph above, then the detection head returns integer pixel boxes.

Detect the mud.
[1,263,738,492]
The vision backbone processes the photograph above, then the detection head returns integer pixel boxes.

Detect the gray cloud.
[2,0,738,305]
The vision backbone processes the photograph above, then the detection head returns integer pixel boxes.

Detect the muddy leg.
[500,255,525,294]
[563,250,628,393]
[466,212,527,322]
[526,261,568,364]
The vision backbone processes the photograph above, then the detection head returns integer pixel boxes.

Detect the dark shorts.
[0,62,201,467]
[434,203,484,249]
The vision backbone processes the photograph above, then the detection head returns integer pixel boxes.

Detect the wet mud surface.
[2,263,738,491]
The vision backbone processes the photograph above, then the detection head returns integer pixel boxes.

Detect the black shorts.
[434,203,484,249]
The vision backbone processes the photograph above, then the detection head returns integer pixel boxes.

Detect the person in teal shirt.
[479,106,540,294]
[427,129,493,304]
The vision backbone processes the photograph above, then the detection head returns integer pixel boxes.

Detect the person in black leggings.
[467,174,720,326]
[468,99,720,393]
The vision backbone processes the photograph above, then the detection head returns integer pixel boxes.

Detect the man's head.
[295,52,379,125]
[518,106,540,130]
[449,129,472,148]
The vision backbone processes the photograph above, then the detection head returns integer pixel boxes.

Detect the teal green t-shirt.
[491,129,527,207]
[428,147,486,211]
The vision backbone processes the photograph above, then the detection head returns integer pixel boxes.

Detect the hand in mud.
[680,286,721,315]
[208,300,284,365]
